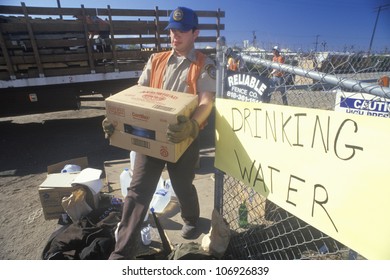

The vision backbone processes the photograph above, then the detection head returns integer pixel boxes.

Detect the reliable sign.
[224,72,270,103]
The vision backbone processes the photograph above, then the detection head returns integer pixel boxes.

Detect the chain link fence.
[214,39,390,260]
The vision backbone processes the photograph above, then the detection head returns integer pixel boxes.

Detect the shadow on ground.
[0,107,216,177]
[0,115,128,177]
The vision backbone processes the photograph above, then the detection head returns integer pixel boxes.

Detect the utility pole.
[314,34,320,52]
[368,4,390,54]
[57,0,63,19]
[252,31,257,48]
[321,41,327,51]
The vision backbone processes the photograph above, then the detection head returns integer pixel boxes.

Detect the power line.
[368,4,390,54]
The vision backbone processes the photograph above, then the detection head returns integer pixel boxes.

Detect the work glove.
[167,115,199,143]
[102,117,115,139]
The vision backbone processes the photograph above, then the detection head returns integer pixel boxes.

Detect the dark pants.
[267,76,288,105]
[109,138,200,259]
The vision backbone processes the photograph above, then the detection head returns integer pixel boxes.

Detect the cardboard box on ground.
[38,157,104,220]
[105,85,198,163]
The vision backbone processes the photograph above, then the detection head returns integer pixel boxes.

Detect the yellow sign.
[215,98,390,260]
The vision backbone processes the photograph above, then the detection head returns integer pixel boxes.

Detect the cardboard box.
[46,157,88,174]
[39,173,81,220]
[109,130,194,163]
[38,157,102,220]
[105,85,198,162]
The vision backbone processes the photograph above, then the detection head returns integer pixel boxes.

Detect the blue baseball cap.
[165,7,198,31]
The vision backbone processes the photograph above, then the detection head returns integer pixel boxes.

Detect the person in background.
[102,6,216,260]
[378,75,389,87]
[268,46,288,105]
[228,56,239,71]
[227,49,244,72]
[228,57,238,71]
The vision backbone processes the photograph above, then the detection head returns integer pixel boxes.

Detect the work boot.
[181,224,196,239]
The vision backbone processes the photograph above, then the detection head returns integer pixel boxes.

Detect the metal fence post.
[216,36,226,98]
[214,36,226,214]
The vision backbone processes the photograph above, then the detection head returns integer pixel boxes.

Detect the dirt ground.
[0,100,132,260]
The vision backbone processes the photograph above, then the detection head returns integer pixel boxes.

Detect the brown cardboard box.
[38,157,101,220]
[46,157,88,174]
[39,173,81,220]
[105,85,198,162]
[109,130,194,163]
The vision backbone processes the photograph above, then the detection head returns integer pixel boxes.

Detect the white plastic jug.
[164,178,176,197]
[140,224,152,245]
[61,164,81,173]
[129,151,136,175]
[119,168,132,198]
[149,177,171,213]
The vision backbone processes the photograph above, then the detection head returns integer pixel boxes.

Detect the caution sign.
[335,90,390,118]
[224,72,270,103]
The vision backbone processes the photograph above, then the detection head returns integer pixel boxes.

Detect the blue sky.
[1,0,389,52]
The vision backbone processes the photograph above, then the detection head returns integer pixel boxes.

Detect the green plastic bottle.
[238,201,249,228]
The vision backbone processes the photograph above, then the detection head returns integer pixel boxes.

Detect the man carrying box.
[102,6,216,260]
